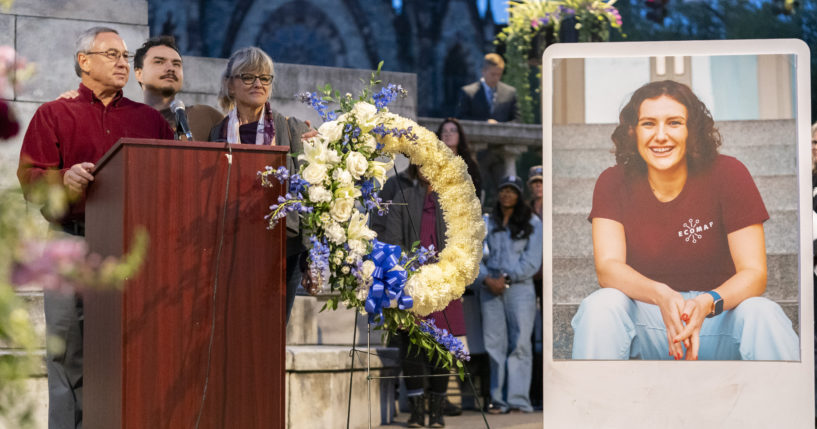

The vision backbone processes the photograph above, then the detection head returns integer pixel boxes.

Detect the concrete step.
[553,145,796,179]
[553,253,799,304]
[553,209,799,258]
[552,300,800,360]
[553,175,798,214]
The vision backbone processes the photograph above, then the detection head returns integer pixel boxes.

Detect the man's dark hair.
[612,80,721,176]
[134,35,180,70]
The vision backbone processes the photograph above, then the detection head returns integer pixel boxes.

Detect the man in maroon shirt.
[17,26,173,429]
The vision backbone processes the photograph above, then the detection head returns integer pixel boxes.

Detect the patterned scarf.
[223,101,276,145]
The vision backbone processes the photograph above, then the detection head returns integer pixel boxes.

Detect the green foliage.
[495,0,624,123]
[0,179,149,427]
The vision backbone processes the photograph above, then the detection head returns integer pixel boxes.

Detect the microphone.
[170,99,194,140]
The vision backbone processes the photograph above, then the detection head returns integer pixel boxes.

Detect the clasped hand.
[657,289,712,360]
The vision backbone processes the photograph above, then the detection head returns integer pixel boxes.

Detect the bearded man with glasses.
[17,26,173,429]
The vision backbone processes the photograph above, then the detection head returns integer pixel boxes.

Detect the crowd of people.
[16,24,543,428]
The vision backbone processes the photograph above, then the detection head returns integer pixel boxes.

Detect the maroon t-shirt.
[18,83,174,225]
[588,155,768,292]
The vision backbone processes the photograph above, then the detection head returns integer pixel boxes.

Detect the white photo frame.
[542,39,813,428]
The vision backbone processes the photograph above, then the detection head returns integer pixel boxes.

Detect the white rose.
[345,151,369,180]
[361,260,376,278]
[318,120,343,143]
[330,198,354,222]
[341,266,350,274]
[307,186,332,203]
[325,221,346,245]
[347,212,377,242]
[351,102,379,132]
[301,162,328,185]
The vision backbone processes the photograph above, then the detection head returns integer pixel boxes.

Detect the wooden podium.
[84,138,287,428]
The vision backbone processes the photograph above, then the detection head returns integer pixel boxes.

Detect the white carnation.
[307,186,332,203]
[332,168,354,186]
[348,239,368,257]
[325,221,346,245]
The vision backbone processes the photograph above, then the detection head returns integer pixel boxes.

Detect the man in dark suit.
[455,53,520,123]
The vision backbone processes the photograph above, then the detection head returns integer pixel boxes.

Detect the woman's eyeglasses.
[234,73,273,86]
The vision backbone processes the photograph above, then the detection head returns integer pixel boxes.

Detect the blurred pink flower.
[12,237,89,293]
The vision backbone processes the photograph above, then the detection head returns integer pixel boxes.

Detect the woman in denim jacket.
[477,175,543,414]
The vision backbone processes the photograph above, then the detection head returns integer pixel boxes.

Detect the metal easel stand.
[343,316,492,429]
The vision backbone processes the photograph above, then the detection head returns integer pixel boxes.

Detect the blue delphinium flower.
[372,83,408,111]
[288,173,308,195]
[371,124,418,147]
[308,235,331,276]
[418,318,470,362]
[297,91,337,121]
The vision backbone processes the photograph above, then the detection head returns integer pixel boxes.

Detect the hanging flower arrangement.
[496,0,624,123]
[260,63,485,373]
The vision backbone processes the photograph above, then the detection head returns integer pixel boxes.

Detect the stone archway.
[255,1,347,67]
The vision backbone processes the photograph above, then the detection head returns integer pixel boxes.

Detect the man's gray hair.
[218,47,274,112]
[74,26,120,77]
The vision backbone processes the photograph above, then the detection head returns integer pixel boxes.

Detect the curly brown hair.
[611,80,721,175]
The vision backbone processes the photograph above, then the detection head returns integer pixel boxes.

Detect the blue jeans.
[480,282,536,412]
[572,288,799,360]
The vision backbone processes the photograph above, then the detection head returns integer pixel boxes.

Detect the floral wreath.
[259,64,484,370]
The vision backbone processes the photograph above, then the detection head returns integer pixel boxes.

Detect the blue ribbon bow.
[364,239,413,325]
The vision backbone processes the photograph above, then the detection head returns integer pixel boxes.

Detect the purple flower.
[418,318,470,362]
[11,237,89,293]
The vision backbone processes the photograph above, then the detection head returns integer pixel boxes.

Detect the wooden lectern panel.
[85,139,287,429]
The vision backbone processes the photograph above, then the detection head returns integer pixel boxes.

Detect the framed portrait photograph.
[542,39,813,428]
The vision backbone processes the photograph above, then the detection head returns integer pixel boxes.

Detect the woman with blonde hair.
[209,47,310,323]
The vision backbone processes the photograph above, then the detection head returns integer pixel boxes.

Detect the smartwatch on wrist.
[704,290,724,318]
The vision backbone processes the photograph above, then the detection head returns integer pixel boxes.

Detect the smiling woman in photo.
[571,80,799,361]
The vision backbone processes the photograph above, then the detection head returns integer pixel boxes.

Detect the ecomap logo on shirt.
[677,218,714,244]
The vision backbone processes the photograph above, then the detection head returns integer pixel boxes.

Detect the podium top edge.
[95,138,290,172]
